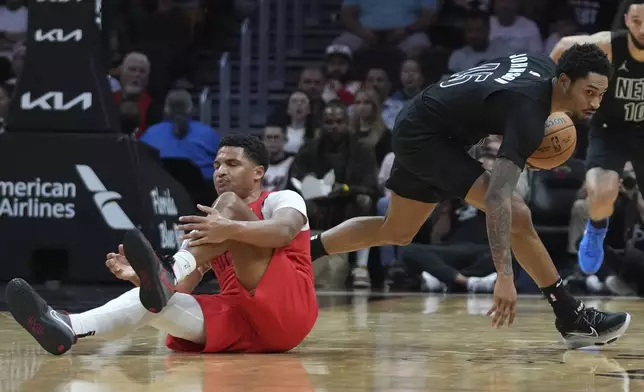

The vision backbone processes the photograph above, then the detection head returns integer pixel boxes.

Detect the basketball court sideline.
[0,294,642,391]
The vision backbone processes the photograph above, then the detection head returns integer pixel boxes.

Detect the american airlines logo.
[75,165,135,230]
[34,29,82,42]
[0,166,135,230]
[20,92,92,111]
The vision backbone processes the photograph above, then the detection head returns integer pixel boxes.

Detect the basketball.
[526,112,577,170]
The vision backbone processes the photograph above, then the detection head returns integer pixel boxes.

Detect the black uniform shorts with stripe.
[385,115,486,204]
[586,125,644,190]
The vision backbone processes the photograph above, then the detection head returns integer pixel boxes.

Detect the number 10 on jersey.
[624,102,644,122]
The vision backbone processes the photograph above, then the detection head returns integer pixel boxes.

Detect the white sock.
[69,288,206,343]
[356,248,369,268]
[466,277,477,292]
[172,249,197,282]
[69,288,152,339]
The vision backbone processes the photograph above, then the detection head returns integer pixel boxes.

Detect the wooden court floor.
[0,294,643,392]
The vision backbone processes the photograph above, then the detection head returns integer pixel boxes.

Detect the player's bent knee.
[586,184,619,208]
[585,169,620,207]
[213,191,257,221]
[381,213,420,246]
[212,191,241,208]
[372,216,411,246]
[510,197,533,234]
[383,226,416,246]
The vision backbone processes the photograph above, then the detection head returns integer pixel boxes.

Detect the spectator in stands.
[283,90,316,154]
[4,42,24,85]
[335,0,436,57]
[114,52,162,138]
[119,100,141,136]
[447,10,513,73]
[521,0,556,36]
[399,152,498,293]
[490,0,543,54]
[391,58,425,102]
[269,67,326,129]
[363,67,404,130]
[350,87,392,164]
[0,0,27,54]
[0,83,11,133]
[291,101,379,286]
[322,44,361,105]
[139,89,220,180]
[262,125,296,192]
[108,30,125,92]
[450,0,490,12]
[126,0,195,95]
[571,0,618,34]
[543,9,579,55]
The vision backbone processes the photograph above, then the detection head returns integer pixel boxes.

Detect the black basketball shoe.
[556,301,631,349]
[6,278,76,355]
[123,229,176,313]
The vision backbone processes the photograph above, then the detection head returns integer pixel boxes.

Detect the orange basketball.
[526,112,577,170]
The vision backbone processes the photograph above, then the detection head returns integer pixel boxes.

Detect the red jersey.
[209,191,312,293]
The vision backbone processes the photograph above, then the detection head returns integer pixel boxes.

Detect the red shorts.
[165,250,318,353]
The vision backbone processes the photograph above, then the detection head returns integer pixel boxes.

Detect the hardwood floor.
[0,294,641,391]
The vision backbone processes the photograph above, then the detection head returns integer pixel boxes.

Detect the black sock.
[541,278,582,322]
[310,234,328,261]
[590,218,608,229]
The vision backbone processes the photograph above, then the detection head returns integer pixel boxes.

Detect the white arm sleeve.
[262,190,310,231]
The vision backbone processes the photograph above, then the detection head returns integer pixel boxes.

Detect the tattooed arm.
[484,158,522,278]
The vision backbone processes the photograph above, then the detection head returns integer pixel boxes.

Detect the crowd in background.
[1,0,643,297]
[259,0,643,296]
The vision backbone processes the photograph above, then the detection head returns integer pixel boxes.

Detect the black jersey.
[401,53,555,146]
[591,31,644,131]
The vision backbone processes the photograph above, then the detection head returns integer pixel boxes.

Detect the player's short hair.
[556,43,613,82]
[217,134,269,169]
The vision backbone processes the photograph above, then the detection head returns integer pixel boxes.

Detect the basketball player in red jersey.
[5,134,318,355]
[550,0,644,276]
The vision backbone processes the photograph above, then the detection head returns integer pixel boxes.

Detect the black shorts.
[385,116,485,204]
[586,125,644,183]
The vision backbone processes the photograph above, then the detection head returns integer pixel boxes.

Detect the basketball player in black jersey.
[310,44,632,349]
[551,0,644,276]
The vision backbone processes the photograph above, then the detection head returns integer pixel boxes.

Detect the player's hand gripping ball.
[526,112,577,170]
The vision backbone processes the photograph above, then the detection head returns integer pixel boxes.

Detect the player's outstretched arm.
[550,31,612,63]
[484,158,522,278]
[484,158,522,327]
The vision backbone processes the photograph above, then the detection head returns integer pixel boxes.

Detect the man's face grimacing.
[561,72,608,119]
[213,146,263,197]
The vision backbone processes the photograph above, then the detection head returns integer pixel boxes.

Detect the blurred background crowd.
[2,0,643,297]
